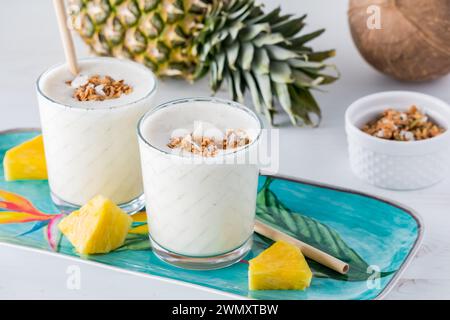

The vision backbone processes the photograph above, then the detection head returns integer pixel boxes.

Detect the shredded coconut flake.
[69,74,89,88]
[362,105,445,141]
[66,74,132,102]
[167,122,252,157]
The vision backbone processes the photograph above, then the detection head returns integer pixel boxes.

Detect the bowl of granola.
[345,91,450,190]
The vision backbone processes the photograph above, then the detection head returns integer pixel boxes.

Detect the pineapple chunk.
[249,241,312,291]
[59,195,132,255]
[3,135,48,181]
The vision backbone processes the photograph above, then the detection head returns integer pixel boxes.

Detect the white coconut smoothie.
[138,98,262,269]
[37,57,156,213]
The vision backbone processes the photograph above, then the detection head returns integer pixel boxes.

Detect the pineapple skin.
[59,195,133,254]
[3,135,48,181]
[248,241,312,291]
[69,0,207,79]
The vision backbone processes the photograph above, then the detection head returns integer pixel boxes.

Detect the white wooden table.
[1,0,449,299]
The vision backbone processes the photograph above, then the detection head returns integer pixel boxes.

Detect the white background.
[1,0,450,299]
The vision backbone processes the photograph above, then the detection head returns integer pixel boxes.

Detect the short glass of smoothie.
[137,97,263,269]
[37,57,157,213]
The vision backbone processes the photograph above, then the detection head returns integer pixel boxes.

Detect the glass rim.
[137,96,264,158]
[36,57,157,111]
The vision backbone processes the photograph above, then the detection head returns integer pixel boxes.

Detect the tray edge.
[261,173,425,300]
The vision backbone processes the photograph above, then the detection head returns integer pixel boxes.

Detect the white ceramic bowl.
[345,91,450,190]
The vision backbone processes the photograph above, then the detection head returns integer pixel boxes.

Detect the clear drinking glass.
[37,57,157,213]
[137,97,263,269]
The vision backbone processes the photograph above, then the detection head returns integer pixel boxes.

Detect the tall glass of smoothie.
[138,97,263,269]
[37,57,157,213]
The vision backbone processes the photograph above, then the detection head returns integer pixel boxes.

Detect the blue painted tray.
[0,129,423,300]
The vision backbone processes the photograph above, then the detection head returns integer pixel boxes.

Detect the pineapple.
[3,135,48,181]
[248,241,312,290]
[59,195,133,254]
[68,0,337,126]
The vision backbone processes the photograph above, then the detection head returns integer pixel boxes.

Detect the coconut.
[348,0,450,81]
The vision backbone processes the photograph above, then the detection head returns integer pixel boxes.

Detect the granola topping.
[167,122,252,157]
[362,105,445,141]
[66,74,133,101]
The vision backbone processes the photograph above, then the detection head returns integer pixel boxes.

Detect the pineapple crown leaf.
[69,0,337,127]
[194,0,338,126]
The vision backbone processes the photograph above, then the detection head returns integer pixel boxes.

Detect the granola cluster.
[167,125,251,157]
[66,74,132,101]
[362,106,445,141]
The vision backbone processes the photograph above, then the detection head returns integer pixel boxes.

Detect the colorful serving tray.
[0,129,423,300]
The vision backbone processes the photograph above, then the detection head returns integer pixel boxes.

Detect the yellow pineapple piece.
[59,195,132,255]
[249,241,312,291]
[3,135,48,181]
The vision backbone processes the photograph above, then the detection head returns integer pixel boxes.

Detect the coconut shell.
[348,0,450,81]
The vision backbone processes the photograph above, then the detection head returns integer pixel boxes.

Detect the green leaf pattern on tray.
[255,177,394,281]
